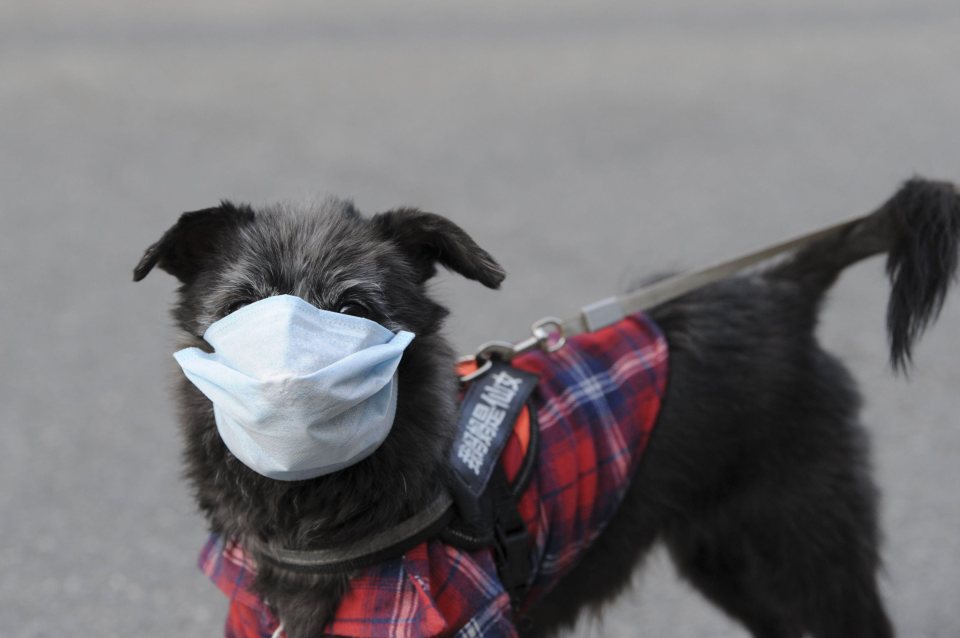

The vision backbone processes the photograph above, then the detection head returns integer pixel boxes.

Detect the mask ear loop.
[271,622,285,638]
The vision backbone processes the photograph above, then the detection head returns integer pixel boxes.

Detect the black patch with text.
[450,361,539,498]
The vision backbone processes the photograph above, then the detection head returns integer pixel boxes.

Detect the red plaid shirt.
[199,312,668,637]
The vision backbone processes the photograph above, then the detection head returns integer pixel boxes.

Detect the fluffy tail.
[770,178,960,370]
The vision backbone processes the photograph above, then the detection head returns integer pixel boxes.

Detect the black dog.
[135,178,959,638]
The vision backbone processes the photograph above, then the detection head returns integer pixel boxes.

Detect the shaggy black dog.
[135,178,959,638]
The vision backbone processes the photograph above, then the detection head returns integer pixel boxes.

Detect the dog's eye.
[225,301,249,315]
[338,302,370,318]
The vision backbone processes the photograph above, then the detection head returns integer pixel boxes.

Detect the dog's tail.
[769,177,960,370]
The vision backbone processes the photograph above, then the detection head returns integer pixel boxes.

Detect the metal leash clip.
[459,317,567,383]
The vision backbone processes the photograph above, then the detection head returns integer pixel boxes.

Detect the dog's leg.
[644,268,902,637]
[665,524,805,638]
[663,453,894,638]
[805,574,893,638]
[651,362,896,638]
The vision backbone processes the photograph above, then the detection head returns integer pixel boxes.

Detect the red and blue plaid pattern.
[199,312,669,637]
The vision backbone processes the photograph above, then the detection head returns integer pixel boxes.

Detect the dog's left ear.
[372,208,506,289]
[133,202,254,283]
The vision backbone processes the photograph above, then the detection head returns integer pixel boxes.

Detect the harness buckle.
[493,514,532,605]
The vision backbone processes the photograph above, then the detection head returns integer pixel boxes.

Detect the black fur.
[883,179,960,369]
[135,178,959,638]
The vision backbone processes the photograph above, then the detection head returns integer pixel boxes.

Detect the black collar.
[259,491,454,574]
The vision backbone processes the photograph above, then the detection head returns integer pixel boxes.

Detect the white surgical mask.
[173,294,415,481]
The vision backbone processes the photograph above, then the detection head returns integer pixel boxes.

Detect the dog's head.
[134,198,504,340]
[134,198,504,544]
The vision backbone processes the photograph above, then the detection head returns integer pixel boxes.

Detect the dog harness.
[199,311,668,637]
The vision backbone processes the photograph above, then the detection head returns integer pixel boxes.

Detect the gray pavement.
[3,1,960,636]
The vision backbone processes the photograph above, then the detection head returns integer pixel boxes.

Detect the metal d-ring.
[458,359,492,383]
[531,317,566,353]
[458,341,515,383]
[474,340,518,362]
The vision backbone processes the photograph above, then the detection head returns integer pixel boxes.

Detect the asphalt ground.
[2,2,959,636]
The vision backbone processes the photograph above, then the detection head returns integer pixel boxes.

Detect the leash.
[461,213,866,381]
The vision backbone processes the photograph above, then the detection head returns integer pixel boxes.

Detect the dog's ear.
[371,208,506,289]
[133,202,254,283]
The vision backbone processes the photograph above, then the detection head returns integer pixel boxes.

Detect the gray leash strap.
[464,214,866,374]
[565,215,864,336]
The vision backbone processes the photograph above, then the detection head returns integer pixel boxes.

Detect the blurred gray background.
[2,1,959,636]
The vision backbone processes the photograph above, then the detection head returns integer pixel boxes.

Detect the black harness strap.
[444,361,540,608]
[488,462,532,607]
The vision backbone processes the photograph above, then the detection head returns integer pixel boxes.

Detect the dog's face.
[134,198,505,543]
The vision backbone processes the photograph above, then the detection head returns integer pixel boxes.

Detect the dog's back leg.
[653,345,893,637]
[647,278,898,637]
[663,445,894,638]
[665,523,805,638]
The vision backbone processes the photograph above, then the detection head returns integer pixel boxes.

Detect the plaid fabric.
[199,312,669,637]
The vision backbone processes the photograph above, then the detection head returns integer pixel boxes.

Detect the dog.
[135,178,959,638]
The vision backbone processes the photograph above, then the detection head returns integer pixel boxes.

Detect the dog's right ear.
[371,208,506,289]
[133,202,253,283]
